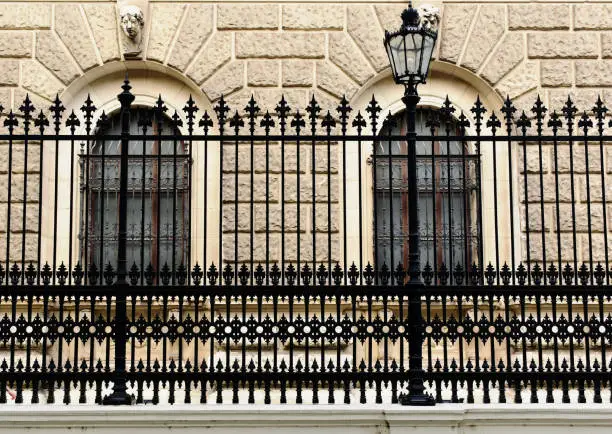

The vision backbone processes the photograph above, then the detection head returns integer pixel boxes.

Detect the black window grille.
[374,108,481,278]
[79,108,190,278]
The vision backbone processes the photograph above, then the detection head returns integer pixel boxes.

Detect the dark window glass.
[80,109,190,274]
[374,108,480,274]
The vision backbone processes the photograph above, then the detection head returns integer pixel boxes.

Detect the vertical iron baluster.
[366,97,381,282]
[138,111,151,285]
[81,96,95,285]
[66,111,80,286]
[245,97,258,285]
[154,96,167,284]
[562,97,578,281]
[307,97,320,283]
[323,112,335,284]
[501,97,517,283]
[353,112,366,285]
[3,111,16,283]
[472,97,486,274]
[215,97,229,278]
[34,111,47,284]
[426,114,438,283]
[518,112,531,283]
[50,97,64,284]
[579,113,594,283]
[459,113,470,283]
[386,113,395,285]
[199,112,212,280]
[171,111,182,284]
[293,112,305,285]
[532,97,547,284]
[276,97,290,283]
[261,112,274,284]
[487,113,501,283]
[183,96,197,285]
[441,98,455,284]
[230,111,242,277]
[19,97,34,284]
[549,112,563,279]
[593,98,609,283]
[338,98,350,284]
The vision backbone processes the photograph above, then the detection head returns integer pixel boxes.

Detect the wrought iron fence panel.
[0,79,611,404]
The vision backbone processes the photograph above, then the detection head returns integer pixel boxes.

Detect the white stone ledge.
[3,404,612,433]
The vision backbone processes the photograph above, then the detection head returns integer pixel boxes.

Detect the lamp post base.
[398,392,436,406]
[102,391,135,406]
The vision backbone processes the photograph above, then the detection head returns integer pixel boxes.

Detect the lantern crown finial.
[401,3,420,28]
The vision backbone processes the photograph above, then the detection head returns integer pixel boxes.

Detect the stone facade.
[1,1,612,403]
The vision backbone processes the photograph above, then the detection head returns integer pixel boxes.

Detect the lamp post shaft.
[103,76,134,406]
[400,83,435,406]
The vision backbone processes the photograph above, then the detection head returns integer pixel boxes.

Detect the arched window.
[80,108,190,277]
[374,108,481,277]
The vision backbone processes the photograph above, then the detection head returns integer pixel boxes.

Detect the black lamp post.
[384,2,437,406]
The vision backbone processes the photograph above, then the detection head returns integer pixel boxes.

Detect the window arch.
[373,108,481,277]
[80,108,190,277]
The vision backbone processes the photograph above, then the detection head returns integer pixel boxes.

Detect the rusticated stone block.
[201,61,244,101]
[581,233,609,262]
[555,202,604,233]
[55,4,98,71]
[439,4,477,64]
[603,33,612,58]
[0,144,40,174]
[509,4,570,30]
[528,33,599,59]
[541,60,572,87]
[147,4,185,63]
[36,31,80,85]
[0,174,39,203]
[375,5,407,33]
[548,89,600,113]
[187,32,232,85]
[282,5,343,30]
[218,4,278,30]
[461,6,505,73]
[316,62,358,100]
[481,33,524,85]
[236,32,325,58]
[575,61,612,87]
[0,60,19,86]
[0,234,37,262]
[282,60,313,87]
[168,5,213,71]
[0,4,51,29]
[0,31,31,58]
[495,62,538,99]
[329,33,375,85]
[222,174,279,203]
[347,5,387,71]
[575,5,612,30]
[83,4,120,63]
[21,61,64,101]
[247,61,279,87]
[557,145,603,174]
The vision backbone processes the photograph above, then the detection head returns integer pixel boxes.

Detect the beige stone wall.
[0,1,610,268]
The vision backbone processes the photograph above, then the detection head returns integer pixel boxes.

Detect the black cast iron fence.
[1,79,612,404]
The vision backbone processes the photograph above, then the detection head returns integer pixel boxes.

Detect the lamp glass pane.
[419,34,435,78]
[405,33,422,78]
[388,34,407,80]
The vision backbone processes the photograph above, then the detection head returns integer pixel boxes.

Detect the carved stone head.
[417,4,440,32]
[120,5,144,40]
[120,5,144,57]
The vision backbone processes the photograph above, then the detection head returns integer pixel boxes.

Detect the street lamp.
[384,2,437,406]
